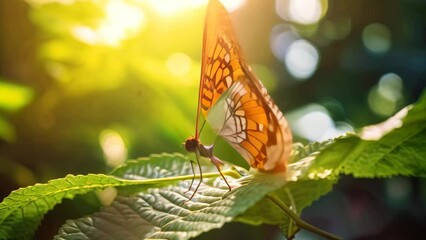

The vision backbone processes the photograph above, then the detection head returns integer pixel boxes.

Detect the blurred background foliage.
[0,0,425,239]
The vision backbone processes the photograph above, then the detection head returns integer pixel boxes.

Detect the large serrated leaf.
[55,161,288,240]
[110,153,193,179]
[306,93,426,179]
[54,142,337,240]
[0,154,191,240]
[0,174,127,239]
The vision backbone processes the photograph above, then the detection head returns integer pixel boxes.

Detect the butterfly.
[184,0,292,200]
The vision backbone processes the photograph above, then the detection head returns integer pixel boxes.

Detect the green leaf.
[55,159,287,239]
[235,141,338,238]
[0,154,193,240]
[110,153,194,179]
[0,79,33,112]
[54,142,335,240]
[236,179,336,238]
[0,174,127,239]
[306,93,426,179]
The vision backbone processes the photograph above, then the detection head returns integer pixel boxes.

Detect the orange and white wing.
[201,0,292,172]
[198,0,246,119]
[207,76,292,172]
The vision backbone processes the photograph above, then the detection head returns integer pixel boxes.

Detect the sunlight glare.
[289,0,322,24]
[24,0,76,6]
[285,39,319,80]
[147,0,208,16]
[361,105,409,140]
[296,110,333,141]
[220,0,246,12]
[287,104,352,141]
[72,0,145,46]
[270,27,297,62]
[99,129,128,167]
[97,187,118,206]
[276,0,327,24]
[166,52,192,77]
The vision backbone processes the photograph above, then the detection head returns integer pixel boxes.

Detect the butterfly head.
[184,137,199,153]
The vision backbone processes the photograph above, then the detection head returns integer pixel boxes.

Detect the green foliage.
[0,154,190,239]
[0,174,126,239]
[307,93,426,178]
[0,95,425,239]
[237,179,336,238]
[56,167,285,240]
[0,80,33,112]
[0,79,34,142]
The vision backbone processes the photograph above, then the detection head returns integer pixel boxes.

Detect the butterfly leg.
[199,144,232,191]
[210,156,232,191]
[185,160,196,194]
[187,151,203,201]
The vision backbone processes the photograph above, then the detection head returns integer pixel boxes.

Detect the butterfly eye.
[184,138,199,152]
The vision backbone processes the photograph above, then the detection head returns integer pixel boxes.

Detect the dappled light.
[99,129,128,168]
[166,52,192,78]
[96,187,118,206]
[147,0,207,16]
[360,106,409,141]
[284,39,319,80]
[362,23,391,54]
[368,73,404,117]
[276,0,328,25]
[287,104,354,141]
[288,0,324,25]
[72,0,146,46]
[0,80,33,112]
[270,27,297,62]
[220,0,246,12]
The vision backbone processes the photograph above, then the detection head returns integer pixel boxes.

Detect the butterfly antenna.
[187,150,204,201]
[194,70,205,139]
[198,120,207,137]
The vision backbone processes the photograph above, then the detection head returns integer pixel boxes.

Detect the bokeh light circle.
[284,39,319,80]
[362,23,391,54]
[166,52,192,77]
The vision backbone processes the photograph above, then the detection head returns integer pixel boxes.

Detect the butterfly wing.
[207,76,292,172]
[198,0,246,119]
[201,0,292,172]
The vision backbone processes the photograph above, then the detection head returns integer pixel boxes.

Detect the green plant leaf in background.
[236,179,337,238]
[307,91,426,179]
[0,79,34,142]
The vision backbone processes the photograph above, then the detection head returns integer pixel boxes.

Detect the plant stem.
[119,170,240,186]
[267,194,342,240]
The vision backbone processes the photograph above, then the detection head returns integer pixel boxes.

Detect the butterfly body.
[184,137,224,169]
